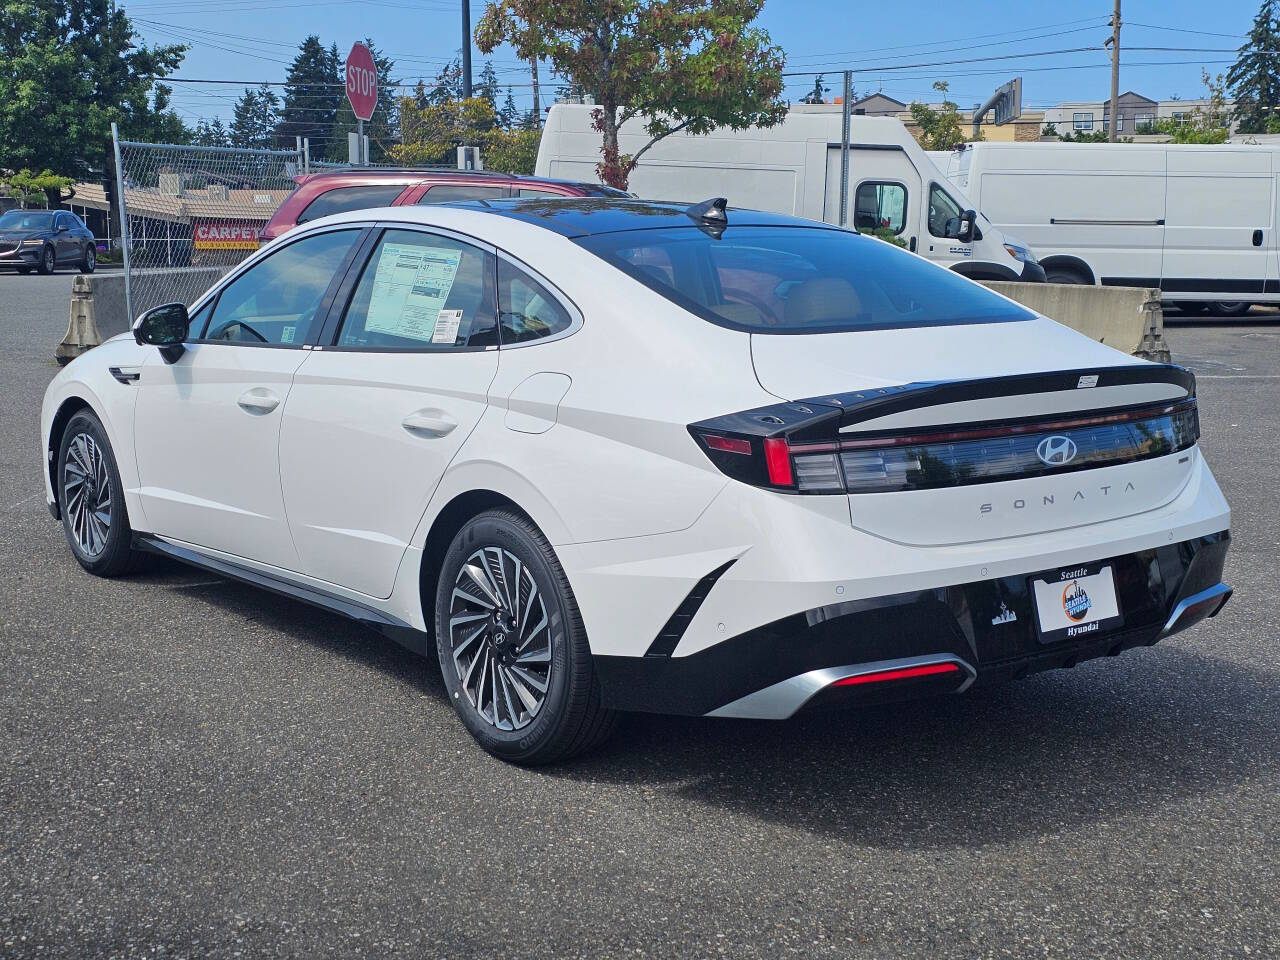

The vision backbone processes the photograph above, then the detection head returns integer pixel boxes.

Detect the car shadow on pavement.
[553,646,1278,850]
[144,561,1275,852]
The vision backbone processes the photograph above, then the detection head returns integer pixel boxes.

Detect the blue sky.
[126,0,1264,127]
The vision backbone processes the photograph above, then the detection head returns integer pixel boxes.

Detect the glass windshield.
[576,225,1032,333]
[0,210,55,231]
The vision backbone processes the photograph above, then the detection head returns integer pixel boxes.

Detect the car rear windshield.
[296,184,407,224]
[575,225,1033,333]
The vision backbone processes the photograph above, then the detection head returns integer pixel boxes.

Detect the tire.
[1211,302,1251,317]
[56,410,144,577]
[434,509,616,764]
[79,245,96,274]
[1044,266,1089,285]
[37,245,55,275]
[1177,301,1209,314]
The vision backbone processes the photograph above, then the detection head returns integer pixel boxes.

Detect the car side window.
[202,229,358,345]
[853,182,907,234]
[417,184,508,204]
[517,187,568,198]
[55,213,71,231]
[296,185,405,224]
[336,229,497,350]
[928,184,964,239]
[497,259,573,345]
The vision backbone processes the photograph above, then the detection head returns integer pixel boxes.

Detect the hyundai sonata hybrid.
[40,198,1232,763]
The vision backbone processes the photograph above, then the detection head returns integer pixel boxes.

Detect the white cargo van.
[536,104,1045,283]
[950,140,1280,314]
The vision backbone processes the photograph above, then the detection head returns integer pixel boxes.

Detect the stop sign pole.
[345,42,378,165]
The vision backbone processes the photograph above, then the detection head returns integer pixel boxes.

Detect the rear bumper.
[593,531,1231,717]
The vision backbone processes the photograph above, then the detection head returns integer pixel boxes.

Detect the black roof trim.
[447,197,847,238]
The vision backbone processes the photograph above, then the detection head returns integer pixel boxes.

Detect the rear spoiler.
[691,364,1196,445]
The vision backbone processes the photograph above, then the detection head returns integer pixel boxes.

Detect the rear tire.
[1044,265,1089,285]
[1211,301,1250,317]
[37,245,55,275]
[79,245,96,274]
[434,509,616,765]
[56,410,144,577]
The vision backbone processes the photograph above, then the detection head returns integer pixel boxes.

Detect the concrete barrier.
[56,266,230,363]
[981,280,1171,363]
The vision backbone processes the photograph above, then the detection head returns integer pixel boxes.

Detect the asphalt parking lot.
[1,271,1276,959]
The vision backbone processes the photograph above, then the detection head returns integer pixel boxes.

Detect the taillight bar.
[831,662,962,686]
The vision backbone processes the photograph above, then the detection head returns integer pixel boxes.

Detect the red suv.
[261,168,627,244]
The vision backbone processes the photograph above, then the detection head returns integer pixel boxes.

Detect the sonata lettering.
[980,481,1138,516]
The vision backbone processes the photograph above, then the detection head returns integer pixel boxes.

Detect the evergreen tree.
[277,35,344,148]
[427,57,464,106]
[1228,0,1280,133]
[500,88,519,128]
[477,60,500,110]
[800,75,828,105]
[193,117,230,147]
[230,85,281,149]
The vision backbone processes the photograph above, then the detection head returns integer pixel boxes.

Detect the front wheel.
[56,410,144,576]
[37,245,55,275]
[434,510,616,764]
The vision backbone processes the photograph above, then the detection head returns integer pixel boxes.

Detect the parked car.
[536,104,1046,283]
[0,209,97,274]
[944,140,1280,315]
[259,167,629,244]
[41,198,1232,764]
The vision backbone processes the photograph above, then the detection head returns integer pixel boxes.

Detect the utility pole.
[461,0,473,100]
[1107,0,1121,142]
[530,58,541,126]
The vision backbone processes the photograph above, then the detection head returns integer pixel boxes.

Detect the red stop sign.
[345,42,378,122]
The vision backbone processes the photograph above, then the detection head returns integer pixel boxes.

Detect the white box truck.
[535,104,1046,283]
[947,140,1280,315]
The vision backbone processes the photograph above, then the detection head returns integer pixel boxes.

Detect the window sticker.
[281,325,296,343]
[431,308,464,344]
[365,242,462,342]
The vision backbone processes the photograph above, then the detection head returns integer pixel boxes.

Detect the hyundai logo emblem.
[1036,435,1078,466]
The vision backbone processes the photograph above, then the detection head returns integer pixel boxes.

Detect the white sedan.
[41,198,1232,763]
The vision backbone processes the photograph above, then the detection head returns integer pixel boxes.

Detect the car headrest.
[784,277,861,327]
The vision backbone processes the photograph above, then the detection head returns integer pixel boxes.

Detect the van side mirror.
[133,302,189,362]
[957,209,978,244]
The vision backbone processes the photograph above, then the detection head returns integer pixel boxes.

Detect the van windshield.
[576,225,1032,333]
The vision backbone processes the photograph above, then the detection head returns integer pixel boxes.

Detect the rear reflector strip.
[704,434,753,455]
[831,662,962,686]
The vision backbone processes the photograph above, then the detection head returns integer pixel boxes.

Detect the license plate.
[1031,563,1124,644]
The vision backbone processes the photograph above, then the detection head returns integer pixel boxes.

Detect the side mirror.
[132,302,189,362]
[957,209,978,244]
[56,223,69,233]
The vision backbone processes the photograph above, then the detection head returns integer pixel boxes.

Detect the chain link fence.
[112,129,305,319]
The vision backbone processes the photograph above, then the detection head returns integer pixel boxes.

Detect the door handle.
[402,409,457,438]
[1253,229,1264,247]
[237,389,281,415]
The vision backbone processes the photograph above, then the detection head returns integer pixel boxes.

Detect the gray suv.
[0,209,97,274]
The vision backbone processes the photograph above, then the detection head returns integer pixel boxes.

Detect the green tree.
[278,36,343,149]
[230,85,281,149]
[0,0,187,206]
[1,169,75,207]
[909,81,973,150]
[425,57,464,106]
[1156,71,1231,143]
[192,117,230,147]
[1227,0,1280,133]
[476,0,787,190]
[327,39,397,161]
[500,88,520,128]
[800,75,828,105]
[477,60,500,111]
[392,95,539,173]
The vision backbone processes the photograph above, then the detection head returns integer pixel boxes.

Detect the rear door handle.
[402,409,457,438]
[237,389,281,415]
[1253,229,1264,247]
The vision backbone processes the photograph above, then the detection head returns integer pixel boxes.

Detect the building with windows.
[1042,92,1234,135]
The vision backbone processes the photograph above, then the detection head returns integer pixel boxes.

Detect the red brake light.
[763,437,793,487]
[831,662,961,687]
